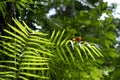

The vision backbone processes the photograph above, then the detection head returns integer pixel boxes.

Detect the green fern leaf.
[0,19,52,79]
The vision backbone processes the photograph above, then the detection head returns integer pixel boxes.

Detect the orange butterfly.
[72,37,82,42]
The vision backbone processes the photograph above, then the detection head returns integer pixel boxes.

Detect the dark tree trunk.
[6,2,14,30]
[0,12,4,35]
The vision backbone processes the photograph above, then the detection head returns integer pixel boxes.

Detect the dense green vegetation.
[0,0,119,80]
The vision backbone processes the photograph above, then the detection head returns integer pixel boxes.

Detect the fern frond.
[50,30,103,64]
[0,19,52,79]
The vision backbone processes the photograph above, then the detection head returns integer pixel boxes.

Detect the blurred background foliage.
[0,0,120,80]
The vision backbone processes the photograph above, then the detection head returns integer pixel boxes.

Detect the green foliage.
[0,0,119,80]
[46,1,118,79]
[0,2,6,18]
[0,19,104,79]
[0,19,52,79]
[50,30,103,63]
[48,30,104,79]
